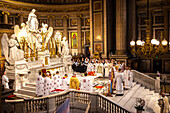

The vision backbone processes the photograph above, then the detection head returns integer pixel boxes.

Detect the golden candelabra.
[53,40,56,58]
[50,41,53,58]
[130,20,168,58]
[30,43,34,61]
[40,31,45,51]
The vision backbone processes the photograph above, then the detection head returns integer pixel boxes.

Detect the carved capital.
[47,15,55,18]
[2,11,10,15]
[62,15,69,19]
[77,14,83,18]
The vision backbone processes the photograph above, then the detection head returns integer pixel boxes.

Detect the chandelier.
[130,0,168,58]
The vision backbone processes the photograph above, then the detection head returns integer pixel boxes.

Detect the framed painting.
[94,43,103,52]
[71,32,78,48]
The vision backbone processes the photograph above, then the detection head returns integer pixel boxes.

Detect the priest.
[97,61,104,75]
[129,67,133,88]
[70,74,79,90]
[104,60,109,78]
[115,68,124,96]
[124,67,130,89]
[36,71,44,97]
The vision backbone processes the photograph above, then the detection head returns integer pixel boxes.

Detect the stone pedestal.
[6,60,29,91]
[62,55,73,75]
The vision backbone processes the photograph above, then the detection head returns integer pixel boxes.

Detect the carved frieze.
[0,2,89,13]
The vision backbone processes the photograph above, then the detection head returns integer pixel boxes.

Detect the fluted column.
[2,11,9,24]
[62,15,68,39]
[77,15,82,55]
[115,0,127,55]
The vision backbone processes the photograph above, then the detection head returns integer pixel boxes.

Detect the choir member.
[36,71,44,96]
[115,68,124,96]
[81,78,93,92]
[44,73,52,96]
[53,71,62,90]
[2,71,9,89]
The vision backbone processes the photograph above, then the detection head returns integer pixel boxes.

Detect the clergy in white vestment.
[44,73,52,96]
[115,68,124,95]
[87,61,93,72]
[129,67,133,88]
[161,92,170,113]
[53,71,62,89]
[36,71,44,96]
[104,60,109,77]
[97,61,104,75]
[93,61,98,73]
[124,67,130,89]
[2,71,9,89]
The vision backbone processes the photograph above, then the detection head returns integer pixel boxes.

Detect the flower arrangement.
[135,98,145,111]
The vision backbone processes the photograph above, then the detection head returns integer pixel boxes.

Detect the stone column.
[62,15,68,39]
[48,15,54,27]
[77,15,82,55]
[2,11,9,24]
[163,9,169,41]
[115,0,127,55]
[19,14,24,26]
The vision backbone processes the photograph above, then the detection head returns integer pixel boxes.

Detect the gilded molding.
[0,2,89,13]
[62,15,69,19]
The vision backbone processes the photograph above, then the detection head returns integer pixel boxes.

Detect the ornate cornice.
[0,1,90,14]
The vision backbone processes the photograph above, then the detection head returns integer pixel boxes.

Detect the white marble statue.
[27,9,39,32]
[9,34,24,61]
[61,37,69,56]
[41,23,48,33]
[1,33,24,65]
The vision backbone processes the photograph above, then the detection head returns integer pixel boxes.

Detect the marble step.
[123,87,145,112]
[142,90,155,113]
[129,87,148,112]
[14,92,34,99]
[26,83,36,87]
[146,93,160,113]
[17,89,36,96]
[117,84,142,106]
[109,82,137,102]
[22,86,36,91]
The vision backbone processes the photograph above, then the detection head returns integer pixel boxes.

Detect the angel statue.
[1,33,24,65]
[61,37,69,56]
[41,23,48,33]
[27,9,39,32]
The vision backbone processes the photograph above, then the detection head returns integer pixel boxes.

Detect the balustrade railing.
[6,89,130,113]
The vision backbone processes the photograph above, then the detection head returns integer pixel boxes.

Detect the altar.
[1,9,72,92]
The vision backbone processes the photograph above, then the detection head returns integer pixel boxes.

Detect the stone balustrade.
[132,70,160,93]
[6,89,130,113]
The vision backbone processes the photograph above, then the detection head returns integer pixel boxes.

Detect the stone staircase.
[14,83,36,99]
[14,81,161,113]
[108,82,160,113]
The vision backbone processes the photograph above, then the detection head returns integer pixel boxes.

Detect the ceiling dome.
[10,0,89,5]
